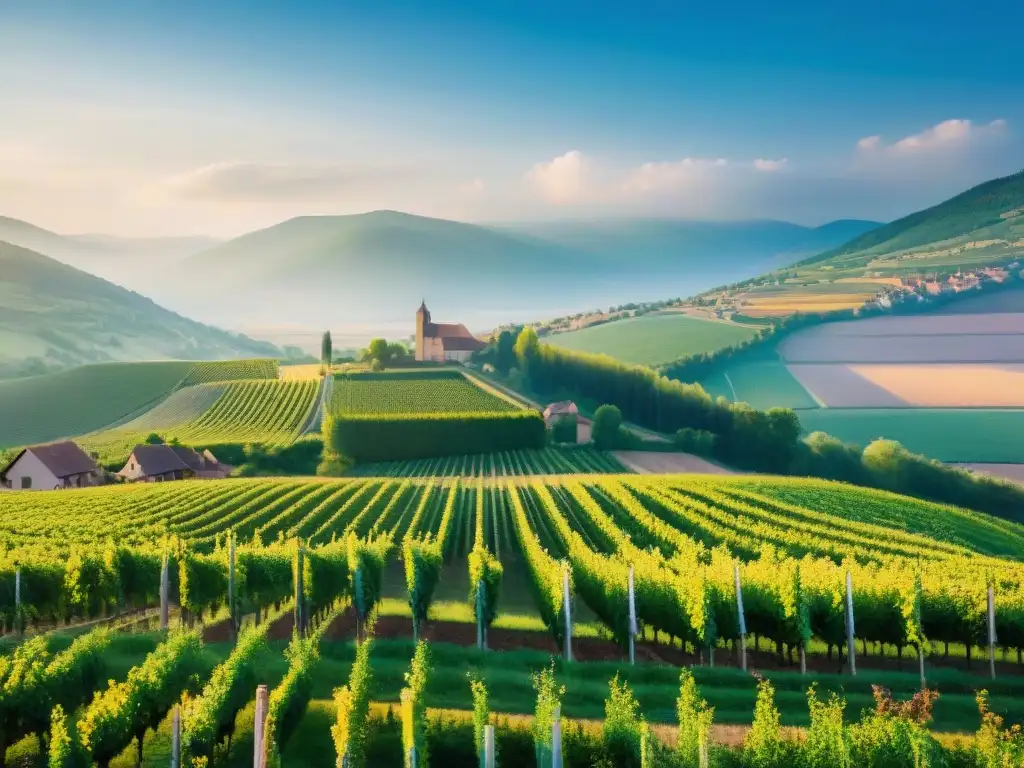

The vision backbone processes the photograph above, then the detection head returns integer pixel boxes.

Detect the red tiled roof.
[441,335,486,351]
[426,322,475,339]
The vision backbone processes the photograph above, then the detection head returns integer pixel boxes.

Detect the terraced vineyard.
[83,379,319,462]
[348,447,626,477]
[0,359,279,449]
[331,370,521,415]
[3,473,1024,669]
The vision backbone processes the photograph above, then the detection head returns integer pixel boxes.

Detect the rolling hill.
[0,240,284,379]
[0,215,219,290]
[795,169,1024,273]
[163,210,881,330]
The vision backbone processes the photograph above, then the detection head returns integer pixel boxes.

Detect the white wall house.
[0,442,100,490]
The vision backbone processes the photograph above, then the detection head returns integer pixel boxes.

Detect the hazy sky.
[2,0,1023,237]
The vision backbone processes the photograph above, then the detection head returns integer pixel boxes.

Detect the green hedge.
[325,411,545,462]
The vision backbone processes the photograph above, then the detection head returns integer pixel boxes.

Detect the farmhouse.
[0,441,100,490]
[543,400,579,426]
[415,301,486,363]
[117,444,231,483]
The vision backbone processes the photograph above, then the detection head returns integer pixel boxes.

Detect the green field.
[348,447,627,478]
[798,408,1024,463]
[83,379,319,462]
[546,313,758,367]
[331,370,521,415]
[699,360,820,410]
[0,359,278,449]
[2,473,1024,766]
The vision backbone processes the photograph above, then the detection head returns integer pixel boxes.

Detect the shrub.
[532,662,565,766]
[326,412,546,462]
[676,669,713,767]
[332,624,375,768]
[674,428,717,457]
[552,415,578,444]
[743,678,786,768]
[592,405,624,450]
[602,675,645,768]
[802,685,851,768]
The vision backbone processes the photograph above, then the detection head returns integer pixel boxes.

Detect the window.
[20,476,31,489]
[130,461,135,470]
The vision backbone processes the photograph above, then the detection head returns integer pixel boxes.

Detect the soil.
[613,451,737,475]
[312,606,1024,678]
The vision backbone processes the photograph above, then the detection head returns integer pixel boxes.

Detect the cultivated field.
[546,313,758,367]
[779,313,1024,363]
[348,447,626,477]
[788,363,1024,407]
[83,378,319,462]
[700,360,820,410]
[3,472,1024,765]
[331,370,522,415]
[0,359,278,448]
[798,408,1024,463]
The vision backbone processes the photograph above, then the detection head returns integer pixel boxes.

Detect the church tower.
[415,300,430,361]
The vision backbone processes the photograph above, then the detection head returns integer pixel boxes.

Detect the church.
[415,301,486,362]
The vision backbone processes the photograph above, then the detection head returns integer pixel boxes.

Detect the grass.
[546,313,758,367]
[798,408,1024,463]
[6,630,1019,768]
[699,360,820,410]
[0,360,278,449]
[331,370,521,415]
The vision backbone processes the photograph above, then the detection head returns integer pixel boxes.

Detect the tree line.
[509,328,1024,522]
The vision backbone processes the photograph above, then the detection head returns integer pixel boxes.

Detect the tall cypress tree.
[321,330,333,365]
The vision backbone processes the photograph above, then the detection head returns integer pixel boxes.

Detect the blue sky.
[1,0,1022,236]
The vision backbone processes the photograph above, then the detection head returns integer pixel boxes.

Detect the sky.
[1,0,1023,238]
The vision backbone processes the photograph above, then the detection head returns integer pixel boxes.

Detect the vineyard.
[348,447,626,477]
[82,379,320,463]
[0,359,279,449]
[330,370,522,416]
[3,473,1024,672]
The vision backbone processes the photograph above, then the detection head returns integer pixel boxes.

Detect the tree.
[321,331,332,366]
[495,330,516,375]
[364,338,389,366]
[514,328,540,379]
[591,405,624,450]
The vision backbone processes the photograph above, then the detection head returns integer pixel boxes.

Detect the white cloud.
[526,150,588,203]
[460,178,485,196]
[857,136,881,151]
[622,157,728,194]
[857,118,1007,155]
[160,161,418,201]
[754,158,788,172]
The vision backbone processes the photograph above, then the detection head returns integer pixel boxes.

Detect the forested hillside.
[0,240,283,379]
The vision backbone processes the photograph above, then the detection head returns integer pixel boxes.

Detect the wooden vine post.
[160,552,170,630]
[253,684,269,768]
[734,564,747,672]
[988,583,997,680]
[627,566,638,665]
[562,568,572,662]
[228,531,237,642]
[845,571,857,676]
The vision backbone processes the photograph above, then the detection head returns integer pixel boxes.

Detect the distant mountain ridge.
[161,210,880,329]
[0,216,220,291]
[0,239,284,379]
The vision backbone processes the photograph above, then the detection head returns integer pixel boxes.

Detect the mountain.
[165,211,881,330]
[0,216,219,290]
[0,240,284,379]
[796,170,1024,272]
